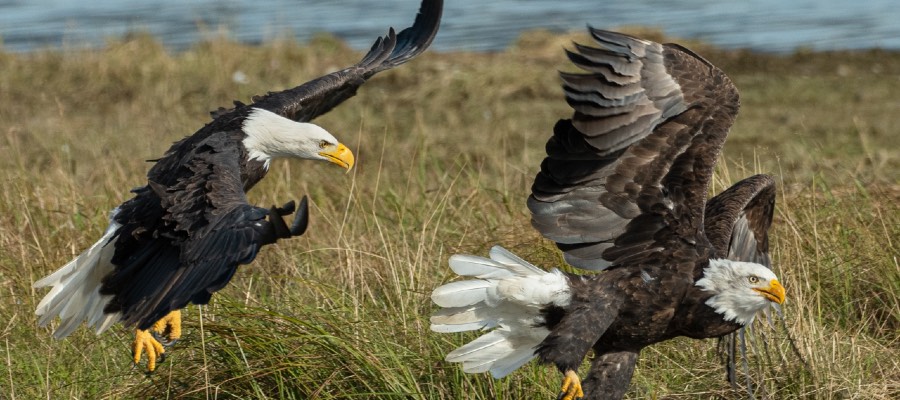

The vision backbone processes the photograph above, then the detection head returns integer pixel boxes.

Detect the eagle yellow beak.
[754,279,786,304]
[319,143,354,171]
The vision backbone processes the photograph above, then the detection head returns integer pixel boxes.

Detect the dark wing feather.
[237,0,442,123]
[527,28,740,271]
[704,174,776,265]
[105,134,309,329]
[705,174,776,390]
[536,278,623,373]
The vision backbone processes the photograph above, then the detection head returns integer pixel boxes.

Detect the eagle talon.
[557,370,584,400]
[132,328,165,372]
[151,331,179,347]
[151,310,182,343]
[133,310,182,372]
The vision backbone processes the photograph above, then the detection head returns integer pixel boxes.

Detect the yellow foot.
[133,328,165,372]
[132,310,182,372]
[557,369,585,400]
[151,309,182,346]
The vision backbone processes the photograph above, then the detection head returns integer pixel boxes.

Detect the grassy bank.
[1,30,898,399]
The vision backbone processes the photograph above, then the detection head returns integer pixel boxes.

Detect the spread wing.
[212,0,443,123]
[527,28,741,270]
[705,174,776,265]
[705,174,777,389]
[105,134,309,329]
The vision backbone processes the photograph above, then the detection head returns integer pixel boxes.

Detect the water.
[1,0,898,53]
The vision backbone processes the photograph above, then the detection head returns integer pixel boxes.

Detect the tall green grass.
[1,30,897,399]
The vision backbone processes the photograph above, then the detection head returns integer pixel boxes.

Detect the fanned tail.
[431,246,570,378]
[34,209,122,338]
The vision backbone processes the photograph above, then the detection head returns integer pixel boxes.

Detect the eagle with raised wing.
[35,0,443,372]
[430,29,783,399]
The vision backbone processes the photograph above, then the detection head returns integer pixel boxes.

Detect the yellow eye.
[748,276,760,284]
[318,140,329,149]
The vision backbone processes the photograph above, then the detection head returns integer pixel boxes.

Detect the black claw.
[151,331,179,348]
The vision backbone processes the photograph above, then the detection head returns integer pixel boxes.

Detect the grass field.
[1,29,898,399]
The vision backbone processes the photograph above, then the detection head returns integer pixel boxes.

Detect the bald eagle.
[430,29,784,399]
[34,0,443,372]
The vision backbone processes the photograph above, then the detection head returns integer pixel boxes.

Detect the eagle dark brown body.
[432,28,782,400]
[101,119,273,329]
[35,0,443,373]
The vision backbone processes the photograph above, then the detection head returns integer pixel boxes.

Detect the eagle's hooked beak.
[319,143,355,171]
[754,279,786,304]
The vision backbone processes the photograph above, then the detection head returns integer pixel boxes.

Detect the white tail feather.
[431,280,493,308]
[447,255,515,278]
[430,306,490,332]
[34,209,122,338]
[488,246,545,275]
[488,341,544,377]
[431,245,570,378]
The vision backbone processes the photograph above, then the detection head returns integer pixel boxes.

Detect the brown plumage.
[432,28,783,400]
[705,174,776,266]
[35,0,443,372]
[102,0,443,329]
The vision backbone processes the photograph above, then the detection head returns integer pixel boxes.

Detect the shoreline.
[4,27,900,57]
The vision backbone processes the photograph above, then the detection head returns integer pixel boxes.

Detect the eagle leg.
[132,310,182,372]
[557,369,585,400]
[581,350,639,399]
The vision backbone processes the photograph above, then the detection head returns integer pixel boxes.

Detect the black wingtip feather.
[370,0,443,73]
[276,200,296,216]
[244,0,442,123]
[268,204,292,239]
[359,30,397,68]
[290,196,309,236]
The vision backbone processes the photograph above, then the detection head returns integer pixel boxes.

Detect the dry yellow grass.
[0,31,898,399]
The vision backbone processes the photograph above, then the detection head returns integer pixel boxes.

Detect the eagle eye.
[318,140,329,149]
[748,276,759,284]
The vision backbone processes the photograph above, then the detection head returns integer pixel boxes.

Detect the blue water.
[1,0,898,53]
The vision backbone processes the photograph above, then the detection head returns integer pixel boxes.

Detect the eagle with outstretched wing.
[431,28,784,400]
[35,0,443,372]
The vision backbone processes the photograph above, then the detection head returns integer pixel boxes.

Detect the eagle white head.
[241,108,355,170]
[696,259,786,325]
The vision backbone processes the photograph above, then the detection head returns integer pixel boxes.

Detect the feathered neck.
[241,108,336,167]
[695,259,776,325]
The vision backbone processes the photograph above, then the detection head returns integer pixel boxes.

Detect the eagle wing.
[105,133,308,330]
[527,28,741,271]
[212,0,443,123]
[704,174,777,388]
[705,174,776,266]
